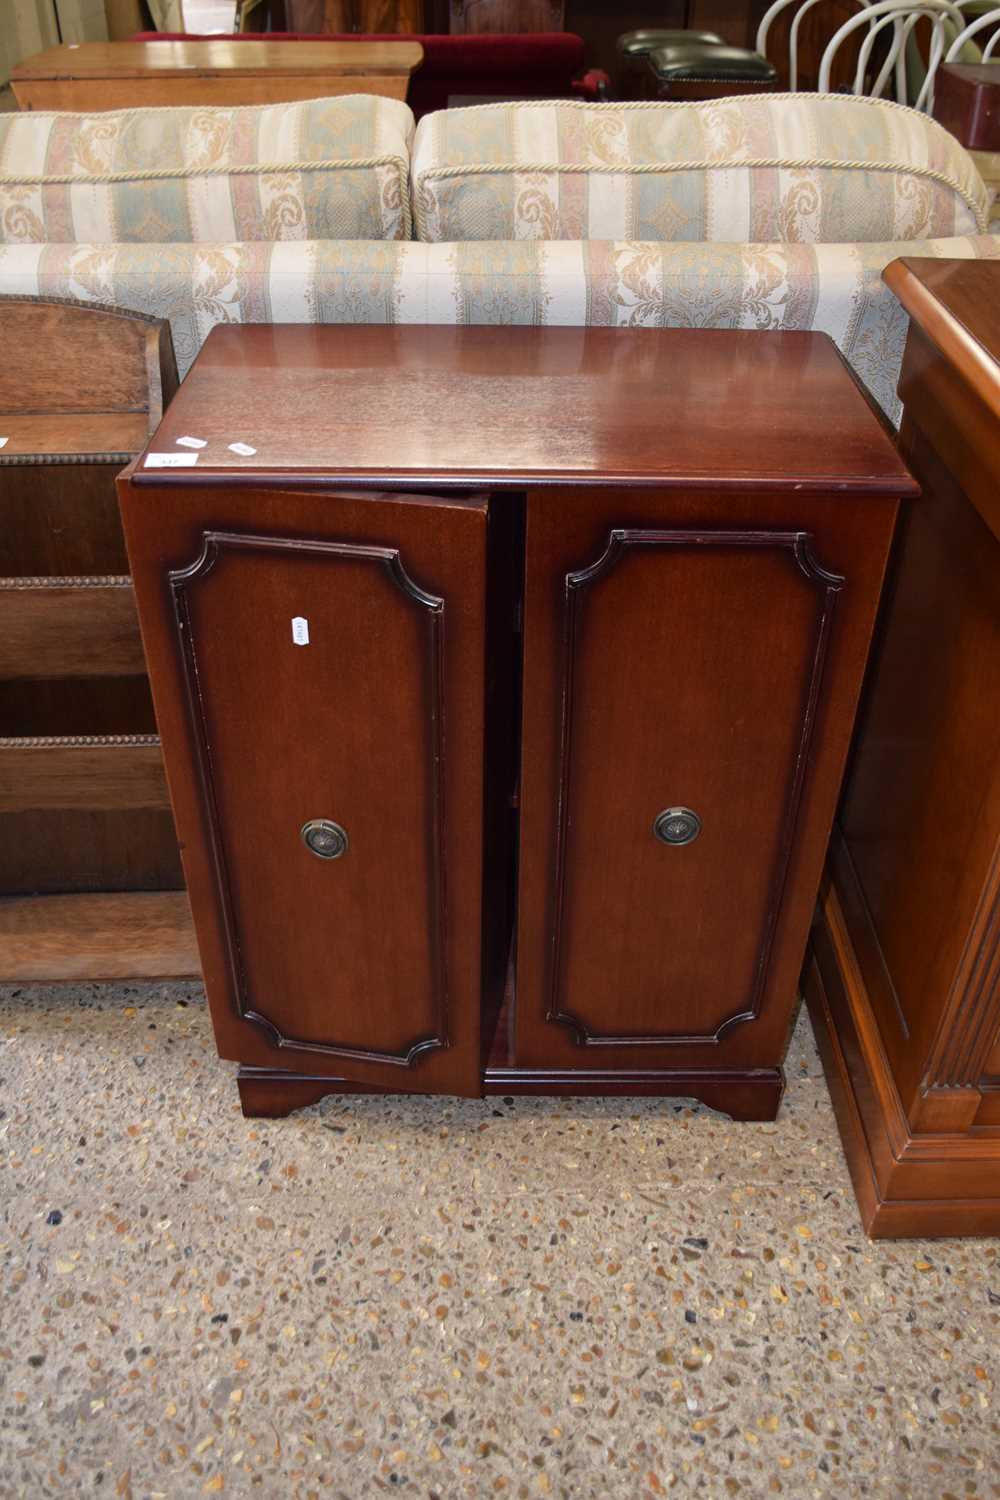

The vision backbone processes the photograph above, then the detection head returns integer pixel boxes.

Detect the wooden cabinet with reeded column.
[805,258,1000,1238]
[118,324,914,1121]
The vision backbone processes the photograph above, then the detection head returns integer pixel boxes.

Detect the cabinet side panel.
[840,419,1000,1100]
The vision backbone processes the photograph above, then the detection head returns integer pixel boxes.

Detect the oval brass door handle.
[301,819,349,860]
[653,807,701,846]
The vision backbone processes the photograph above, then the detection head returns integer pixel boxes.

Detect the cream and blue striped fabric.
[0,96,416,244]
[411,96,990,244]
[1,233,997,419]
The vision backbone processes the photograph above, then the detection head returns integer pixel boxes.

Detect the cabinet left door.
[119,479,490,1097]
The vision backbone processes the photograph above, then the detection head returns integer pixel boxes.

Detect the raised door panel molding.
[547,528,843,1047]
[170,530,450,1070]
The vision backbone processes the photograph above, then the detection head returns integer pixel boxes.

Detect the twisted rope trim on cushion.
[421,90,966,117]
[0,155,413,240]
[413,157,988,236]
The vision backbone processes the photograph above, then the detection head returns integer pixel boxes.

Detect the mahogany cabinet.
[118,324,914,1119]
[806,258,1000,1237]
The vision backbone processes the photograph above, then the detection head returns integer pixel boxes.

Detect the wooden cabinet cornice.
[118,324,914,1121]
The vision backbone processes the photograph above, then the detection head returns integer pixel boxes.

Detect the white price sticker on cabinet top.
[176,435,206,450]
[228,442,257,456]
[145,452,199,468]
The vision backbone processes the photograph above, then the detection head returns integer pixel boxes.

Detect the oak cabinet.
[118,324,914,1119]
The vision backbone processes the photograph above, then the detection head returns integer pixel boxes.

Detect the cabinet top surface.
[137,325,916,494]
[13,41,424,79]
[884,257,1000,424]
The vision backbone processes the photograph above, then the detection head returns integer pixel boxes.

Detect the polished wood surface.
[11,40,424,109]
[515,484,899,1079]
[122,325,912,1114]
[933,63,1000,154]
[0,298,183,974]
[120,479,490,1098]
[885,257,1000,430]
[138,325,915,496]
[11,38,424,76]
[808,258,1000,1237]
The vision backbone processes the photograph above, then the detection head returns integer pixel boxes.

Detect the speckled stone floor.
[1,982,998,1499]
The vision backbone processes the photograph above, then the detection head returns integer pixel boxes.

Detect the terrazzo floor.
[1,981,998,1499]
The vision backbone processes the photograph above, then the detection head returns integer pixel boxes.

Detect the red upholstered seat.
[130,32,610,116]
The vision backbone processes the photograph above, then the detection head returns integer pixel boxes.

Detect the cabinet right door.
[513,484,899,1076]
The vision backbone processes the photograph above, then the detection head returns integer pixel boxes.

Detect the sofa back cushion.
[411,95,988,243]
[0,95,414,244]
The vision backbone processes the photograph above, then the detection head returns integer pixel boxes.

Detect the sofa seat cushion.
[410,95,989,243]
[0,95,414,245]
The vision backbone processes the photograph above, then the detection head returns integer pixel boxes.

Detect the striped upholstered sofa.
[0,91,996,420]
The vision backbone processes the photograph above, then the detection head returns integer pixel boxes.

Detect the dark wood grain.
[544,529,841,1045]
[0,467,132,578]
[748,0,871,90]
[933,63,1000,153]
[450,0,564,32]
[885,258,1000,439]
[119,479,490,1097]
[237,1063,785,1119]
[122,324,912,1114]
[808,257,1000,1238]
[0,678,158,739]
[173,531,452,1070]
[0,811,183,895]
[134,325,917,498]
[515,484,899,1079]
